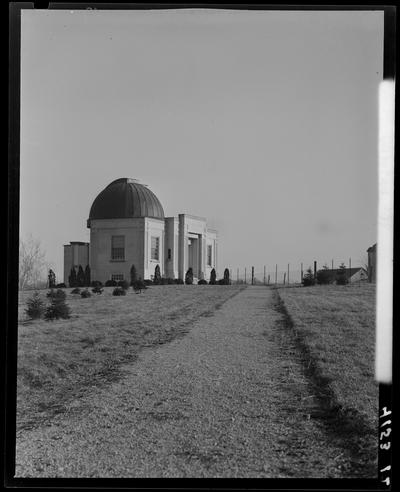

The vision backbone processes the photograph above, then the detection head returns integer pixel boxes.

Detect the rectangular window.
[111,235,125,260]
[111,274,124,281]
[151,236,160,261]
[207,245,212,267]
[168,248,171,260]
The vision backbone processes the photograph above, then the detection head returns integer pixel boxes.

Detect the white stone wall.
[63,243,89,285]
[205,229,218,280]
[144,217,165,280]
[89,218,146,283]
[63,246,72,285]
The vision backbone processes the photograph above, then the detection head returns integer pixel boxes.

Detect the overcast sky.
[20,8,383,280]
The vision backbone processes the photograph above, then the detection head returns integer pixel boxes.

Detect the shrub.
[316,265,332,285]
[76,265,85,287]
[153,264,161,285]
[68,267,77,288]
[25,291,45,319]
[217,278,226,285]
[44,297,71,320]
[47,289,66,300]
[117,280,130,290]
[130,265,138,286]
[209,268,217,285]
[185,268,194,285]
[55,283,66,288]
[133,278,147,293]
[174,278,184,285]
[92,285,103,294]
[84,265,91,286]
[336,263,349,285]
[198,279,208,285]
[105,279,117,287]
[91,280,103,287]
[112,286,126,296]
[71,287,81,295]
[302,267,315,287]
[80,288,91,298]
[223,268,230,285]
[144,279,153,286]
[158,277,174,285]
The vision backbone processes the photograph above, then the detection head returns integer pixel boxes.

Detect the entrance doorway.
[188,236,199,278]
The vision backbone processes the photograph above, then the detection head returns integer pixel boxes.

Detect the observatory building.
[64,178,218,284]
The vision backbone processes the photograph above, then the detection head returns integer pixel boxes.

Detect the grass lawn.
[17,285,245,432]
[277,283,378,432]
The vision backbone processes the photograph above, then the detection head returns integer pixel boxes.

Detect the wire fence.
[227,259,368,286]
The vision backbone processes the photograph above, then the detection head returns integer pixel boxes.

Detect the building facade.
[64,178,218,284]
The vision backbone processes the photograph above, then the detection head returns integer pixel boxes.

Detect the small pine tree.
[44,297,71,320]
[48,269,56,288]
[84,265,91,286]
[130,265,138,286]
[302,267,315,286]
[25,291,45,319]
[133,277,147,293]
[47,288,66,300]
[69,267,77,287]
[223,268,230,285]
[209,268,217,285]
[336,263,349,285]
[185,267,193,285]
[81,288,91,298]
[76,265,85,287]
[112,286,127,296]
[154,264,161,285]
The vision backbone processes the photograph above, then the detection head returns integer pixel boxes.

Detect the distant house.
[348,267,369,282]
[317,267,368,284]
[367,243,377,283]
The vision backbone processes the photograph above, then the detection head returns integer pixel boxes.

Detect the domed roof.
[88,178,165,223]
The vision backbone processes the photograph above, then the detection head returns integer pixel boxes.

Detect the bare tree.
[19,235,48,290]
[358,254,369,272]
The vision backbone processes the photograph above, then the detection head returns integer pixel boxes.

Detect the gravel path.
[16,286,353,478]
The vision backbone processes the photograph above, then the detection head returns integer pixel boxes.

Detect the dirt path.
[16,286,354,478]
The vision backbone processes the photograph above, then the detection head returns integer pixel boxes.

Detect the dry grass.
[275,283,378,475]
[17,285,245,431]
[277,283,377,427]
[276,281,378,477]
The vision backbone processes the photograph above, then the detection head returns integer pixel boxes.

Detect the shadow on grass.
[272,289,377,478]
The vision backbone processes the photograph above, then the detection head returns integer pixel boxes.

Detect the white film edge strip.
[376,80,395,384]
